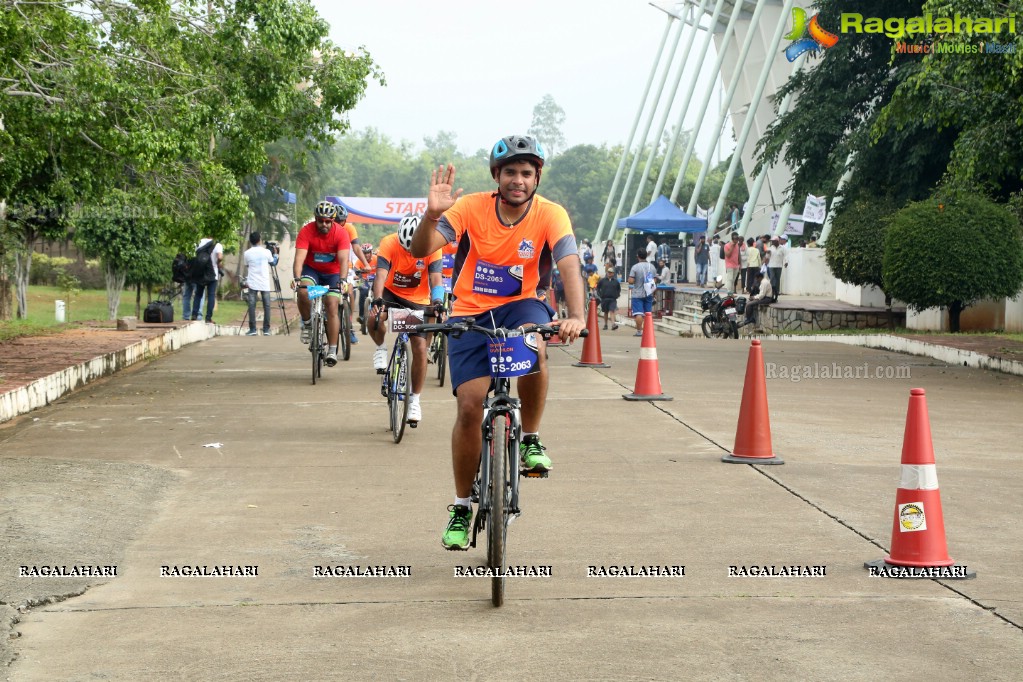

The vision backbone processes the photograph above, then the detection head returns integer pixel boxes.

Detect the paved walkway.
[1,323,1021,679]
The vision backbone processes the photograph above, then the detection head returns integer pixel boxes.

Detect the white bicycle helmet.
[397,214,420,251]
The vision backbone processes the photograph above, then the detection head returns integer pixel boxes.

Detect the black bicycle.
[414,318,585,607]
[340,294,353,361]
[375,303,422,444]
[297,284,331,385]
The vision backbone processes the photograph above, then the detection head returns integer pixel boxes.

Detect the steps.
[653,303,703,336]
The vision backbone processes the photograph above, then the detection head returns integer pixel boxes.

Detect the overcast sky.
[313,0,732,161]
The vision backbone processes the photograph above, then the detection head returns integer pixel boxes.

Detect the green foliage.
[824,198,900,291]
[883,195,1023,330]
[755,0,954,206]
[877,0,1023,197]
[541,144,621,241]
[0,0,381,317]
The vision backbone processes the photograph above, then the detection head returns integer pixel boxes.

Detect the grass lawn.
[0,286,250,342]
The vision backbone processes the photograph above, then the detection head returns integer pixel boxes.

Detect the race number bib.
[312,252,336,264]
[487,334,539,378]
[389,308,424,333]
[472,260,523,297]
[392,269,423,290]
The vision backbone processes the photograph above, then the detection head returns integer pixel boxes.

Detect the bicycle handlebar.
[413,319,587,340]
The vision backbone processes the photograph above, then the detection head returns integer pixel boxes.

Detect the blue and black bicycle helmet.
[314,201,337,219]
[489,135,546,179]
[332,202,349,222]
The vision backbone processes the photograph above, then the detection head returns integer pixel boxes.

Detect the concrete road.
[2,327,1021,680]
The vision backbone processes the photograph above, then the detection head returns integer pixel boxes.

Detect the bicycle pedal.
[376,368,385,375]
[520,470,549,479]
[408,420,419,428]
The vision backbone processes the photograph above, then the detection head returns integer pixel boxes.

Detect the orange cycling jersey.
[437,192,576,316]
[376,233,442,306]
[440,241,457,279]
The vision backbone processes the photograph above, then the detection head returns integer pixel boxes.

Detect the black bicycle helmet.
[489,135,546,178]
[314,201,337,219]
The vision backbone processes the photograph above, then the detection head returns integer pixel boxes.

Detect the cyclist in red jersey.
[292,201,351,366]
[368,215,444,424]
[410,134,585,551]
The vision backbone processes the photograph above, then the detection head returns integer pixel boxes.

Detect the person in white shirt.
[767,238,782,301]
[243,232,279,336]
[645,236,657,263]
[743,271,774,329]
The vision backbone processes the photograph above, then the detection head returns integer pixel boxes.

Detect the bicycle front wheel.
[487,415,509,607]
[311,313,322,385]
[340,299,352,361]
[435,333,447,387]
[391,339,411,443]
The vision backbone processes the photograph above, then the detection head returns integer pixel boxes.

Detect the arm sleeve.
[436,216,457,244]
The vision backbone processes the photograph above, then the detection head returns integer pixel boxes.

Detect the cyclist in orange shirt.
[410,134,585,551]
[369,215,443,424]
[357,242,378,335]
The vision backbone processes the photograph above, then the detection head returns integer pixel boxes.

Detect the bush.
[824,198,900,302]
[28,254,74,285]
[29,253,105,288]
[883,195,1023,331]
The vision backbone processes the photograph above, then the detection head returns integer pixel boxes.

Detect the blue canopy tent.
[615,195,707,233]
[615,196,706,283]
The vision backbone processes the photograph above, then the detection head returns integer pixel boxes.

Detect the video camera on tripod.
[265,241,280,256]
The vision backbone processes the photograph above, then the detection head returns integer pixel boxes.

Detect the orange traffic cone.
[573,298,610,368]
[623,312,672,401]
[722,340,782,464]
[864,388,975,579]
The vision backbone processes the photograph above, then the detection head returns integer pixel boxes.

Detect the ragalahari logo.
[784,7,840,61]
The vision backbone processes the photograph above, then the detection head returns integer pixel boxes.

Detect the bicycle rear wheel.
[391,339,411,443]
[435,333,447,387]
[311,313,322,385]
[487,414,509,607]
[340,298,352,361]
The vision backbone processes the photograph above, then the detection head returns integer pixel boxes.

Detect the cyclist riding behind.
[409,134,586,551]
[332,202,371,346]
[357,242,377,332]
[369,215,444,425]
[293,201,351,366]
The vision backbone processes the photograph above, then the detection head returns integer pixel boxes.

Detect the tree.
[754,0,955,209]
[540,144,620,241]
[528,95,566,159]
[74,190,164,320]
[824,198,899,306]
[0,0,381,318]
[876,0,1023,198]
[883,195,1023,331]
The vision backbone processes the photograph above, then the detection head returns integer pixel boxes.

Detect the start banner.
[325,196,428,225]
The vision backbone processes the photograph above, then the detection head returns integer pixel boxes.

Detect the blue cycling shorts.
[447,298,555,395]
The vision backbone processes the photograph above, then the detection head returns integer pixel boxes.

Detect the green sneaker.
[441,504,472,550]
[519,435,552,473]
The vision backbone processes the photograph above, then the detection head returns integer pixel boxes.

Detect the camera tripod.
[239,261,291,335]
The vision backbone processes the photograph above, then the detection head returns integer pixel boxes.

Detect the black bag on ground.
[144,301,174,323]
[187,241,217,284]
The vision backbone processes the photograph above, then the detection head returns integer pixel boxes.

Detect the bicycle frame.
[473,376,522,548]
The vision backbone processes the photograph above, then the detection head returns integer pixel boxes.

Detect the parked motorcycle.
[700,278,746,339]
